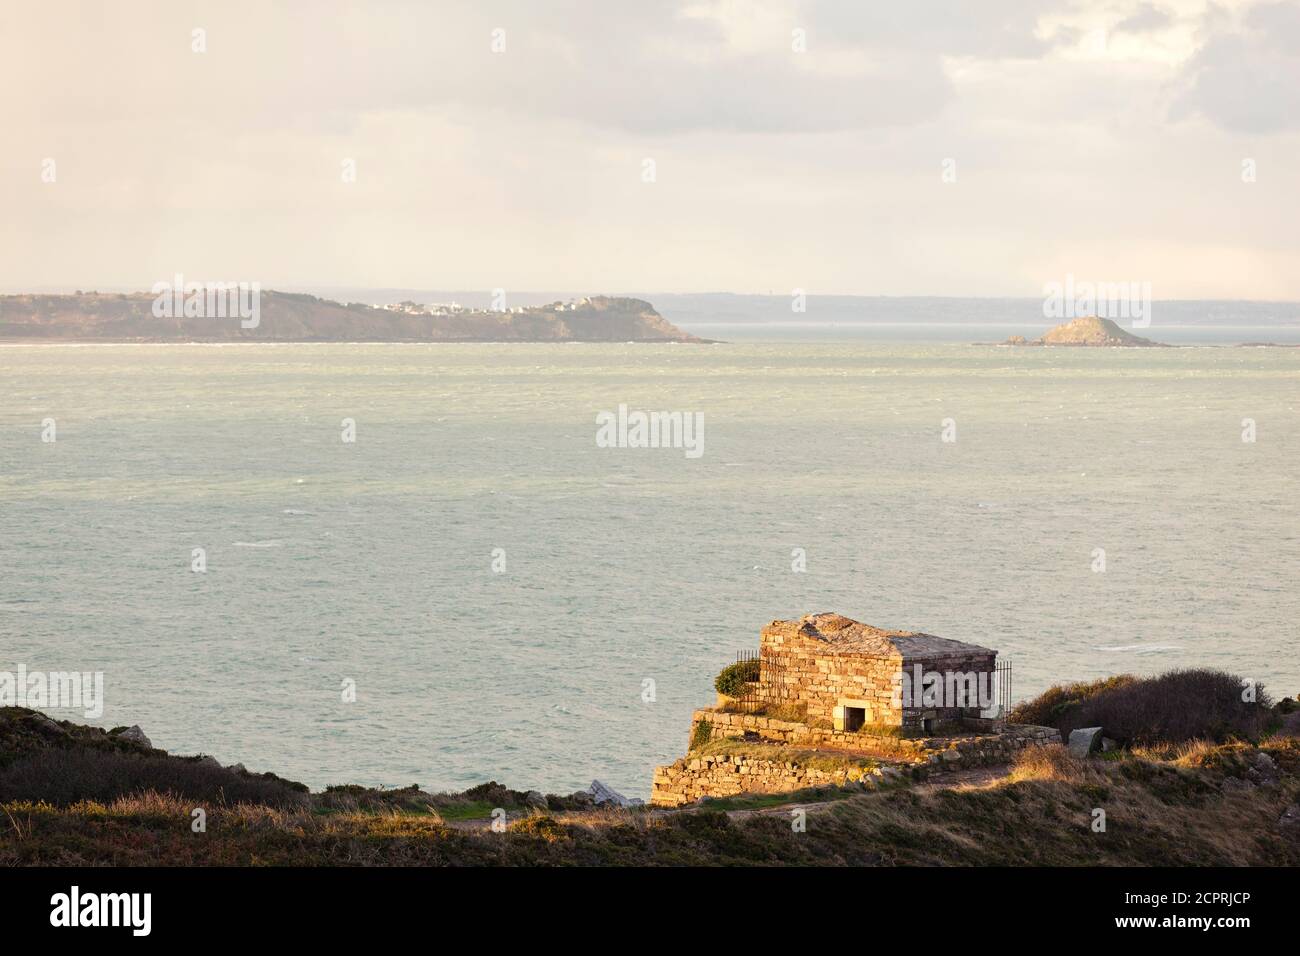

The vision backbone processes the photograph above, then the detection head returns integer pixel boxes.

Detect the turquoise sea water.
[2,342,1297,797]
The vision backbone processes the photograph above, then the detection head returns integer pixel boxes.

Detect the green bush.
[1011,674,1138,728]
[714,660,760,697]
[1013,669,1275,746]
[690,719,712,750]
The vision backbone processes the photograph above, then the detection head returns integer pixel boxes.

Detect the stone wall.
[692,708,916,757]
[652,729,1062,808]
[754,641,996,728]
[687,709,1061,768]
[754,645,901,725]
[890,652,1001,728]
[654,708,1060,807]
[651,753,889,808]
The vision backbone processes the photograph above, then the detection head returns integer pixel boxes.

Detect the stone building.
[755,612,1000,732]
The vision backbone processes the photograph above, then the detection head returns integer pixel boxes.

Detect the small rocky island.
[1004,316,1166,347]
[0,291,702,343]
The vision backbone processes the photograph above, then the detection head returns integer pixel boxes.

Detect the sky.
[2,0,1298,298]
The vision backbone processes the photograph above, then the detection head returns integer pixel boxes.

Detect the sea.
[2,308,1297,798]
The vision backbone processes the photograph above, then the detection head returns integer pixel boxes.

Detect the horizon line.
[4,285,1300,307]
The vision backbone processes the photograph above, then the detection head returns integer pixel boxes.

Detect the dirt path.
[441,817,496,831]
[912,765,1011,794]
[440,766,1016,830]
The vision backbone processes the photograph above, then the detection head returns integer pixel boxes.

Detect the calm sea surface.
[2,342,1297,797]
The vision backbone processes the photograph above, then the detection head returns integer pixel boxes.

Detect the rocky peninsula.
[0,292,703,343]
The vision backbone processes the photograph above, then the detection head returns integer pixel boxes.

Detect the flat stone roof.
[762,612,996,661]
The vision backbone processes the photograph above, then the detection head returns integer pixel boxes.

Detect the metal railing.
[997,659,1013,719]
[731,649,787,712]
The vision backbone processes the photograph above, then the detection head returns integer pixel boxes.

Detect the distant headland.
[0,290,705,343]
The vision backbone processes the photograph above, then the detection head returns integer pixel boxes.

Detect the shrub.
[508,814,568,843]
[1011,674,1138,728]
[714,660,760,697]
[1075,670,1273,745]
[1015,669,1274,746]
[690,719,712,751]
[317,783,436,814]
[0,747,308,808]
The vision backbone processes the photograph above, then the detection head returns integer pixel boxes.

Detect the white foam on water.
[1096,645,1183,653]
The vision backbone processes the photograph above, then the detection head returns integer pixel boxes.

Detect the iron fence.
[732,648,787,712]
[997,658,1013,719]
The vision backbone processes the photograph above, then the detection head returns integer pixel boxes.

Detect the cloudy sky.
[3,0,1298,298]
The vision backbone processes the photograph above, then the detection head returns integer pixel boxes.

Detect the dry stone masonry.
[651,752,894,808]
[650,611,1061,808]
[688,708,1059,763]
[651,717,1060,806]
[756,612,999,730]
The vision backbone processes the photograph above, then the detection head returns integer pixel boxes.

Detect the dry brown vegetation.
[6,702,1300,866]
[1011,669,1276,745]
[4,737,1300,866]
[1007,743,1092,783]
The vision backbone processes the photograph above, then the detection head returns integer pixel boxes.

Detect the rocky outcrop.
[1005,316,1165,347]
[0,707,154,759]
[114,725,152,748]
[1067,726,1104,757]
[587,779,643,807]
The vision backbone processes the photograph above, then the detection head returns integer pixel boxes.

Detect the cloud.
[2,0,1297,297]
[394,1,966,134]
[794,0,1061,58]
[1114,3,1174,35]
[0,0,1069,137]
[1171,1,1300,133]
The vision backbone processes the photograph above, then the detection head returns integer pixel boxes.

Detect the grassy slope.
[4,738,1299,866]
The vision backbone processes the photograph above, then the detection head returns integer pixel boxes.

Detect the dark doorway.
[844,706,866,732]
